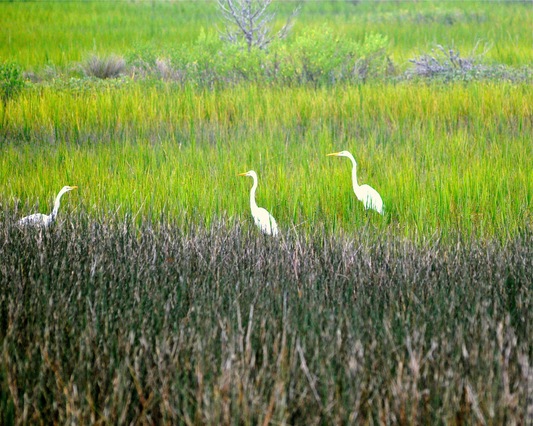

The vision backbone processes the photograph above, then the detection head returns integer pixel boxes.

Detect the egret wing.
[255,207,279,236]
[361,185,384,214]
[17,213,50,227]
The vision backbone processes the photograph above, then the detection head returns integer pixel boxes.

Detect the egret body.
[238,171,279,236]
[17,186,78,227]
[327,151,384,214]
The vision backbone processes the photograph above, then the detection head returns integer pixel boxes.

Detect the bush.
[287,26,389,84]
[407,42,492,82]
[123,27,392,87]
[406,43,533,83]
[0,62,24,105]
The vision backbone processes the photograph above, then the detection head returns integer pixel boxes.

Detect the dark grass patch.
[80,54,126,80]
[0,212,532,424]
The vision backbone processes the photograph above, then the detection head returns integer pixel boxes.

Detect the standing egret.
[17,186,78,227]
[327,151,384,214]
[238,170,279,236]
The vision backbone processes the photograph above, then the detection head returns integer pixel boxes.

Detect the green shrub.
[0,62,24,104]
[283,27,389,84]
[124,27,392,87]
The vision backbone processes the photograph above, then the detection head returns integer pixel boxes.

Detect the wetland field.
[0,1,532,424]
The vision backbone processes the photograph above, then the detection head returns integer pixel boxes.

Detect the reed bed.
[0,214,532,424]
[1,82,532,239]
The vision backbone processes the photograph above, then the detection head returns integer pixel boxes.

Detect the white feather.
[239,170,279,237]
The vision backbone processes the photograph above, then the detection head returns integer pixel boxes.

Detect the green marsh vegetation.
[0,1,531,238]
[1,1,532,68]
[1,0,533,424]
[2,82,531,238]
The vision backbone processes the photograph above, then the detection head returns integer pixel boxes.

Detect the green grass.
[1,1,532,68]
[1,81,531,239]
[0,1,211,67]
[0,1,531,237]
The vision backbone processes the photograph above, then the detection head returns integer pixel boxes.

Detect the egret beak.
[326,152,341,157]
[70,186,79,190]
[238,172,248,177]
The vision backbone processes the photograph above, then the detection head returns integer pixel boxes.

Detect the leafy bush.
[0,62,24,104]
[287,27,389,84]
[122,27,392,87]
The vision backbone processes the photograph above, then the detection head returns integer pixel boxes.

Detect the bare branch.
[217,0,299,51]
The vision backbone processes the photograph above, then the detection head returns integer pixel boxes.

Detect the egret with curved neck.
[327,151,384,214]
[238,170,279,236]
[17,185,78,227]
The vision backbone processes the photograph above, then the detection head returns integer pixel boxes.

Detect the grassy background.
[1,1,532,240]
[1,1,532,68]
[1,82,532,239]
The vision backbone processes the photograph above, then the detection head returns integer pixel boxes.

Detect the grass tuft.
[81,54,126,79]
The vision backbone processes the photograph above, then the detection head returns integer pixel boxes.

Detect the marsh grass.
[81,54,126,79]
[1,3,532,424]
[1,82,531,240]
[0,213,532,424]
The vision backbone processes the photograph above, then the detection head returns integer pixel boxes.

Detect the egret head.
[327,151,351,158]
[62,185,78,192]
[238,170,257,179]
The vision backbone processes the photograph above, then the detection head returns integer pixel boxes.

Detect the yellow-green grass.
[1,82,531,239]
[1,1,532,68]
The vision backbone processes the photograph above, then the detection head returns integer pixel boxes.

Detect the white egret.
[327,151,384,215]
[17,186,78,227]
[238,170,279,236]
